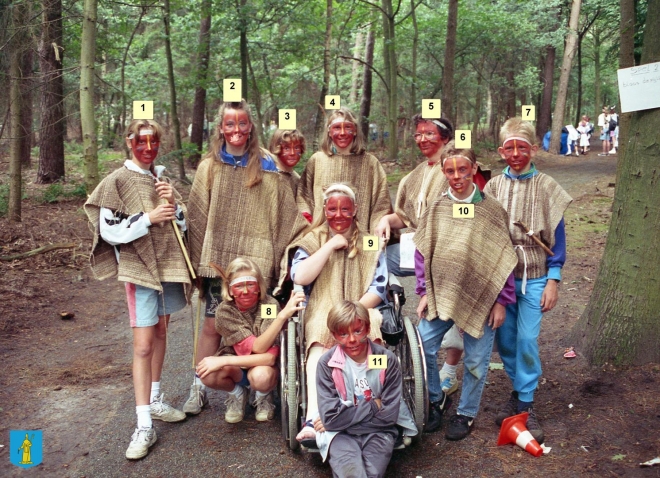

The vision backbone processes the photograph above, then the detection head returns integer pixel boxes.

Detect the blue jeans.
[418,318,496,418]
[495,276,545,402]
[385,243,415,277]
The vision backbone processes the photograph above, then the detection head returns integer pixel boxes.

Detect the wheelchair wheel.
[280,321,300,450]
[401,316,428,443]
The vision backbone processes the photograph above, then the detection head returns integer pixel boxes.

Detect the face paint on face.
[414,121,443,160]
[329,119,357,150]
[222,109,252,148]
[131,128,160,165]
[332,318,370,362]
[325,194,355,233]
[229,277,260,311]
[499,137,533,172]
[443,156,476,197]
[278,140,302,169]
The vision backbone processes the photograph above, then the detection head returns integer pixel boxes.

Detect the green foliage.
[0,183,9,217]
[39,181,90,204]
[41,183,65,203]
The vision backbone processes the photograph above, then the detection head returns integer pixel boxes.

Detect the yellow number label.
[279,109,296,129]
[363,236,378,250]
[223,79,242,102]
[325,95,341,110]
[522,105,536,121]
[421,99,441,119]
[261,304,276,318]
[455,130,471,149]
[452,203,474,218]
[133,101,153,120]
[368,355,387,369]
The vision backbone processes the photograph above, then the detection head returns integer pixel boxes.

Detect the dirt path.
[3,151,658,477]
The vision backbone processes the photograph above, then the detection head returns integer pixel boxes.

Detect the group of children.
[86,101,570,477]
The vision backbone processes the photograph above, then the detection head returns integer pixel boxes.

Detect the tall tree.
[37,0,65,184]
[349,30,363,106]
[570,0,660,365]
[617,0,635,161]
[19,47,33,167]
[381,0,398,160]
[359,23,374,140]
[312,0,332,150]
[442,0,458,125]
[537,45,556,140]
[80,0,99,193]
[189,0,212,168]
[549,0,582,154]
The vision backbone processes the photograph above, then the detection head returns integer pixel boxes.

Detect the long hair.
[206,99,270,188]
[319,107,366,156]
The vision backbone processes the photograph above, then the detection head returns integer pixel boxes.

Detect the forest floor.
[1,145,659,477]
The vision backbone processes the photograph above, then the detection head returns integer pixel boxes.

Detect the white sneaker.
[224,388,248,423]
[253,392,275,421]
[150,394,186,422]
[183,384,208,415]
[125,427,157,460]
[609,148,617,154]
[439,371,459,395]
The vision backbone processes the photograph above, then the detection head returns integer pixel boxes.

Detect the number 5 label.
[363,236,379,250]
[453,203,474,218]
[421,99,441,119]
[261,304,277,318]
[368,355,387,369]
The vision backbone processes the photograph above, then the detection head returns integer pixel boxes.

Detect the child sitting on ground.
[315,300,417,478]
[196,258,305,423]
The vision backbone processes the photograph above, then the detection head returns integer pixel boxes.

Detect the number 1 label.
[133,101,153,120]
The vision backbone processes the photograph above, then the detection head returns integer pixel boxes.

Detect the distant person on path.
[608,106,619,155]
[85,119,190,460]
[577,116,590,155]
[484,118,572,445]
[597,106,611,156]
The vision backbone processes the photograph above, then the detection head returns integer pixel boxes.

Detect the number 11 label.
[453,203,474,218]
[368,355,387,369]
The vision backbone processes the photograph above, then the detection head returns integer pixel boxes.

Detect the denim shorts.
[125,282,187,327]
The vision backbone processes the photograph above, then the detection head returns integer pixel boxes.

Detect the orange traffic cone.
[497,412,543,457]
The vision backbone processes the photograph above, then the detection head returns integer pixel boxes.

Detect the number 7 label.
[522,105,535,121]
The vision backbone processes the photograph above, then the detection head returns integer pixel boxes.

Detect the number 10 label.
[453,203,474,218]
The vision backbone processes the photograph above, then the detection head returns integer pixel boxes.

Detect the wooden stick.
[0,242,76,261]
[513,221,554,256]
[171,219,196,279]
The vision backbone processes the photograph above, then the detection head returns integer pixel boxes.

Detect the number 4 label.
[325,95,341,109]
[261,304,277,318]
[368,355,387,369]
[452,203,474,218]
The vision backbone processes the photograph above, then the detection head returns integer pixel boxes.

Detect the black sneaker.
[521,406,544,444]
[445,414,474,441]
[424,393,452,433]
[495,391,518,426]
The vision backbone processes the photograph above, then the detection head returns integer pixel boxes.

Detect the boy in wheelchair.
[314,300,416,478]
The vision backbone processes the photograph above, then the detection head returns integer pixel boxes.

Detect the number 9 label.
[363,236,379,250]
[261,304,276,318]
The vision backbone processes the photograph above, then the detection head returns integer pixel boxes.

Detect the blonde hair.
[440,141,477,165]
[220,257,267,303]
[320,108,366,156]
[499,117,536,146]
[268,129,307,157]
[206,100,271,188]
[327,300,370,335]
[125,119,163,140]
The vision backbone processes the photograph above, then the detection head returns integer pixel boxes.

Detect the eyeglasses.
[413,131,439,142]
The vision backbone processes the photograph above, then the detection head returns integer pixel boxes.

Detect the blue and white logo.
[9,430,43,468]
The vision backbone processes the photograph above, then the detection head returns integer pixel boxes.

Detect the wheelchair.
[279,275,428,451]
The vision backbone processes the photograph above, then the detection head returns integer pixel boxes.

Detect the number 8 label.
[261,304,276,318]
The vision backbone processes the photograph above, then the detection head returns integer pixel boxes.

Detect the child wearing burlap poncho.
[413,143,518,439]
[85,119,190,460]
[284,183,387,447]
[184,100,307,415]
[484,117,572,444]
[268,128,306,204]
[296,107,392,233]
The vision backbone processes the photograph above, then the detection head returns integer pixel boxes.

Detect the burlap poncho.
[187,157,307,288]
[280,170,301,198]
[414,193,517,338]
[395,161,448,230]
[296,151,392,233]
[484,171,572,279]
[214,296,280,356]
[288,225,383,350]
[84,166,191,291]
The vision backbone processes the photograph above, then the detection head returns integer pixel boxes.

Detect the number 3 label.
[452,203,474,218]
[363,236,379,250]
[368,355,387,369]
[279,109,296,129]
[261,304,276,318]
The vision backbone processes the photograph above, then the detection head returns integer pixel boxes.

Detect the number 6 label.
[453,203,474,218]
[455,130,471,149]
[261,304,276,318]
[363,236,379,250]
[368,355,387,369]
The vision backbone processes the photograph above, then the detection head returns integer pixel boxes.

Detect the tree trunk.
[37,0,65,184]
[120,7,146,159]
[20,48,33,167]
[617,0,636,162]
[442,0,458,126]
[189,0,212,169]
[570,0,660,365]
[410,0,418,117]
[312,0,332,151]
[349,30,363,106]
[537,45,556,141]
[594,27,601,117]
[575,37,583,126]
[505,65,516,119]
[359,24,374,140]
[382,0,398,160]
[247,50,267,146]
[549,0,581,154]
[163,0,185,180]
[239,0,248,100]
[80,0,99,194]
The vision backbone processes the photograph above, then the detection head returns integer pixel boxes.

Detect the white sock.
[441,363,458,378]
[194,374,206,389]
[136,405,152,429]
[229,384,244,397]
[150,382,161,403]
[255,390,269,399]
